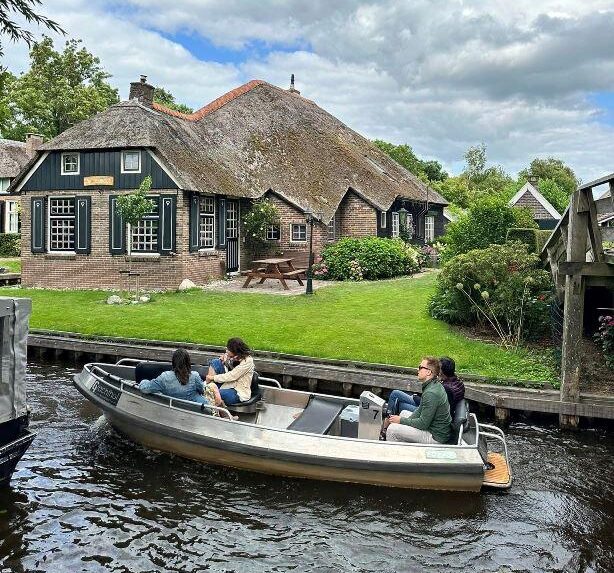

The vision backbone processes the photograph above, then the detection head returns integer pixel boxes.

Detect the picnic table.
[242,258,307,290]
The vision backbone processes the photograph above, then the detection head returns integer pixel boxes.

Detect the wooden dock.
[27,330,614,423]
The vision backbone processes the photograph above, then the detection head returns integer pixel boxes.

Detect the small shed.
[509,181,562,230]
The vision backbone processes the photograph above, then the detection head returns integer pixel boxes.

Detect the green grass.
[0,273,556,382]
[0,258,21,273]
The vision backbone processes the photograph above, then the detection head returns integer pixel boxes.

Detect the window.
[391,212,399,238]
[380,211,387,228]
[0,178,10,193]
[425,215,435,242]
[49,197,75,251]
[266,225,280,240]
[61,153,79,175]
[199,196,215,248]
[327,215,337,242]
[122,150,141,173]
[7,201,18,234]
[291,223,307,242]
[131,199,159,252]
[226,201,239,239]
[406,213,414,239]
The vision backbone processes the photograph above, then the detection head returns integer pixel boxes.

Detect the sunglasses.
[418,365,431,372]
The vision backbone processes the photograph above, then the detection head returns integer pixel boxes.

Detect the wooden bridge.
[542,173,614,428]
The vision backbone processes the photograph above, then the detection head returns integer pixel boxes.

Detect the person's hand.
[389,415,401,424]
[206,374,215,382]
[219,353,227,361]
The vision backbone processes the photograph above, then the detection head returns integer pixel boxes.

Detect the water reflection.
[1,361,613,572]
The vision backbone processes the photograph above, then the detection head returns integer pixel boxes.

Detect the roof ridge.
[152,79,266,121]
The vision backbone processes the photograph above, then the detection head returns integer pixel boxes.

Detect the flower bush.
[315,237,421,281]
[242,199,280,251]
[428,241,553,343]
[595,315,614,368]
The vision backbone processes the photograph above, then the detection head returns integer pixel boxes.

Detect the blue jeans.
[388,390,420,415]
[209,358,241,405]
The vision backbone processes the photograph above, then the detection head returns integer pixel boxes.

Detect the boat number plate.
[425,449,457,460]
[92,381,121,406]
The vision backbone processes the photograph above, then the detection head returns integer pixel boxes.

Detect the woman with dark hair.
[206,337,254,405]
[139,348,221,408]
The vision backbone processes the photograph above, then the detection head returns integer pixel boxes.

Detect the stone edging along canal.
[28,329,614,423]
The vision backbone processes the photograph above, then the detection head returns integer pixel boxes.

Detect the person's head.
[172,348,191,385]
[418,356,440,382]
[226,337,250,360]
[439,356,456,380]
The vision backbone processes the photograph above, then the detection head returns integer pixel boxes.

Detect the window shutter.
[75,196,92,254]
[189,193,199,252]
[109,196,125,255]
[159,194,176,254]
[31,197,46,253]
[217,197,226,248]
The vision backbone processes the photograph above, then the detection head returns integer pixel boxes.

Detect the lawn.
[0,273,556,382]
[0,258,21,273]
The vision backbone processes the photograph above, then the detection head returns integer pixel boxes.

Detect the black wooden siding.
[22,150,178,191]
[379,199,446,243]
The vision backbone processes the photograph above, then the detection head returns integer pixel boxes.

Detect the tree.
[1,37,119,140]
[463,143,487,181]
[0,0,63,57]
[153,86,194,114]
[519,158,578,198]
[538,178,569,214]
[372,140,448,183]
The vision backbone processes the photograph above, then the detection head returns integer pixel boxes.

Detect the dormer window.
[122,150,141,173]
[61,152,79,175]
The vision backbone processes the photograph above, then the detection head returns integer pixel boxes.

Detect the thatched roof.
[0,139,30,178]
[24,80,446,221]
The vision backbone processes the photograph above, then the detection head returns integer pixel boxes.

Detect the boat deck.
[483,452,512,488]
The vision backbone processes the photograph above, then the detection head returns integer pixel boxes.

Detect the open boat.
[73,359,512,492]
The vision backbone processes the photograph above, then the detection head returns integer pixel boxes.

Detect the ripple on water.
[0,362,613,573]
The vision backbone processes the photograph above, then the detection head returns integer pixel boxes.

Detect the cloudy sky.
[4,0,614,182]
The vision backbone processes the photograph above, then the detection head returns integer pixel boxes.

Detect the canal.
[1,361,613,572]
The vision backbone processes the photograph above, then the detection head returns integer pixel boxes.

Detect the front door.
[226,200,239,273]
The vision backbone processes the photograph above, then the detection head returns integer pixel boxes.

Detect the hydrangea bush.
[242,199,281,250]
[313,237,421,281]
[595,315,614,368]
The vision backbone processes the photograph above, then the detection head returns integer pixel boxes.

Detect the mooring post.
[342,382,353,397]
[308,378,318,393]
[282,375,292,389]
[495,407,509,425]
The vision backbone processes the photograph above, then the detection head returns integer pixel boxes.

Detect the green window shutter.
[217,197,226,248]
[31,197,46,253]
[189,193,199,252]
[109,195,125,255]
[74,196,92,254]
[159,194,176,254]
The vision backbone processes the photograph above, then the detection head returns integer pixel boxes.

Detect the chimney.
[25,133,44,158]
[129,74,154,107]
[528,173,539,188]
[288,73,300,95]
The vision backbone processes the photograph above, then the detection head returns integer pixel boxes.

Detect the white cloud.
[3,0,614,181]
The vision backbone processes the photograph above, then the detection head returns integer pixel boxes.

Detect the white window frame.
[6,201,18,234]
[406,213,414,240]
[291,223,307,242]
[266,225,280,241]
[61,152,80,175]
[131,197,159,253]
[391,212,399,238]
[380,211,387,228]
[199,195,215,250]
[47,196,76,253]
[327,216,336,242]
[425,215,435,243]
[121,150,141,174]
[0,178,11,194]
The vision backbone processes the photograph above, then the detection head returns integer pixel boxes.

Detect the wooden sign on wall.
[84,176,114,186]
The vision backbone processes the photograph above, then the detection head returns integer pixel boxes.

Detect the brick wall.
[338,192,378,238]
[21,189,226,290]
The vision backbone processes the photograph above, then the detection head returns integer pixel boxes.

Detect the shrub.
[429,242,553,342]
[316,237,421,281]
[506,228,551,253]
[242,198,281,251]
[440,196,537,262]
[595,315,614,368]
[0,233,20,257]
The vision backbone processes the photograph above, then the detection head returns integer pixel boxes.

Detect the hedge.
[0,233,20,257]
[506,228,553,253]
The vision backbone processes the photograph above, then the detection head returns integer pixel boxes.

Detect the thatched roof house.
[12,77,447,289]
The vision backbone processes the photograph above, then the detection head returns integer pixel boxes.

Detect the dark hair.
[423,356,440,378]
[440,356,456,378]
[226,337,250,360]
[172,348,191,385]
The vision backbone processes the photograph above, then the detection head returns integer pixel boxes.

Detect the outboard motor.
[358,390,386,440]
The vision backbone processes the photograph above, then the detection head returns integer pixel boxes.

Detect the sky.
[4,0,614,183]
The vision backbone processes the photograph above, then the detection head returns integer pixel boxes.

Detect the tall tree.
[372,140,448,183]
[1,36,119,140]
[0,0,63,56]
[519,157,579,198]
[153,86,194,114]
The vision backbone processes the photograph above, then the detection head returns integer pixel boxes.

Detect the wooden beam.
[584,188,605,262]
[559,262,614,276]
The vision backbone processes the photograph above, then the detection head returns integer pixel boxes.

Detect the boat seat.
[134,361,209,384]
[287,396,344,435]
[224,372,263,414]
[447,399,470,445]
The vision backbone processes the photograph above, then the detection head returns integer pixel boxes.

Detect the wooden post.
[282,375,292,389]
[560,191,587,429]
[494,407,509,424]
[308,378,318,393]
[342,382,353,397]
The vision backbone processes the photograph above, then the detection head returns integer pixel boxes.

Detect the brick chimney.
[129,75,154,107]
[25,133,44,158]
[288,73,300,95]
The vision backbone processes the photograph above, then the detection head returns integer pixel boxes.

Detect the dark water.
[1,362,613,573]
